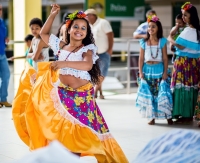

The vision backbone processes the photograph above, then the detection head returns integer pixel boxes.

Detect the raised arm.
[133,34,147,39]
[133,24,147,39]
[40,4,65,48]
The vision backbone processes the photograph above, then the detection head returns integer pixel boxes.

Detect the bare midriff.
[146,61,160,64]
[59,74,90,89]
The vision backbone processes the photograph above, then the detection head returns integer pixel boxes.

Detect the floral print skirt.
[58,82,109,134]
[12,62,128,163]
[136,62,172,120]
[171,56,200,118]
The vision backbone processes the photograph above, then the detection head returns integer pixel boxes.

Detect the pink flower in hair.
[151,15,159,22]
[147,15,159,23]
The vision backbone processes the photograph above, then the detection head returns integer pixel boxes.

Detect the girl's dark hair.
[187,6,200,42]
[145,20,163,41]
[24,34,34,42]
[29,18,43,27]
[66,18,101,84]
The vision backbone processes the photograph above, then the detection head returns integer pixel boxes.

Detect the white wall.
[151,5,172,37]
[120,20,139,38]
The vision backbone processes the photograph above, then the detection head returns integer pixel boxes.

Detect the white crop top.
[139,38,167,62]
[48,34,99,81]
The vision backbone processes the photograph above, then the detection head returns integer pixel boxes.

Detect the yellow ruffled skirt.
[12,62,128,163]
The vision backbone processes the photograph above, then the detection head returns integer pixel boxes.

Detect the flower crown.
[181,2,192,11]
[66,11,86,28]
[147,15,159,23]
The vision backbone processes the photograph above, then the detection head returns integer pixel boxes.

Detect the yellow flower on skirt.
[189,76,193,83]
[97,114,104,125]
[74,96,84,106]
[62,104,70,111]
[87,111,95,122]
[86,95,92,103]
[177,72,182,80]
[180,57,184,64]
[192,59,196,66]
[101,125,108,133]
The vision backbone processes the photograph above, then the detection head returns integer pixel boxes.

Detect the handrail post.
[126,39,131,94]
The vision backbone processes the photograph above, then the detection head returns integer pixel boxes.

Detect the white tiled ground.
[0,65,200,163]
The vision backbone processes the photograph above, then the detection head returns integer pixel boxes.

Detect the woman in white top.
[136,15,173,125]
[27,18,49,71]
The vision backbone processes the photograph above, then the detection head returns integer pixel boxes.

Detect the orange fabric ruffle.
[12,62,128,163]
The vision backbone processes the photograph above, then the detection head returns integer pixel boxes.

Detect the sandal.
[99,95,105,99]
[148,119,155,125]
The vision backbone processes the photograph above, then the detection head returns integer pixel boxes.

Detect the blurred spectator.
[0,4,12,108]
[85,8,114,99]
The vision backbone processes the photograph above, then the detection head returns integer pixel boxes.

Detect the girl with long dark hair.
[136,15,173,125]
[12,4,128,163]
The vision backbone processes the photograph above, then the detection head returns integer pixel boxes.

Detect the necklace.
[149,40,159,59]
[55,44,83,61]
[65,44,84,60]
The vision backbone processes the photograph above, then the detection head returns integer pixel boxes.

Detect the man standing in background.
[85,8,114,99]
[0,4,12,108]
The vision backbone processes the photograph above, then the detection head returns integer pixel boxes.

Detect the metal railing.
[109,38,173,94]
[8,38,173,94]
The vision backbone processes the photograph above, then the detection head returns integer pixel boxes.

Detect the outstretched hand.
[50,4,60,16]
